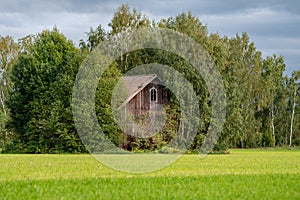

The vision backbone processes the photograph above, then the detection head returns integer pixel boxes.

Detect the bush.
[262,131,275,147]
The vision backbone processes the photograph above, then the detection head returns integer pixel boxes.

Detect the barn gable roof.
[118,74,160,108]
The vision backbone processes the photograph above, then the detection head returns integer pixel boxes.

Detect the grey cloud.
[201,12,300,38]
[0,0,299,74]
[2,0,299,16]
[0,0,118,14]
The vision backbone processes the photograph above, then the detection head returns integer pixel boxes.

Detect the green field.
[1,149,300,199]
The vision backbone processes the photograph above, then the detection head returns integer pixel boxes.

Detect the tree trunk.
[0,89,6,117]
[289,87,297,147]
[270,105,275,146]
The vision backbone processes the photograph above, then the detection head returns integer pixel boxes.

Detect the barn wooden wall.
[126,80,168,118]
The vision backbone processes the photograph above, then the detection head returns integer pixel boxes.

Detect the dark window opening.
[150,87,157,102]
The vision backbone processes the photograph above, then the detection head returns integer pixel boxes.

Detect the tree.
[217,33,265,148]
[8,28,86,153]
[260,55,286,146]
[79,25,106,52]
[108,4,151,35]
[0,35,20,151]
[95,63,124,148]
[289,70,300,147]
[0,36,19,117]
[108,4,151,73]
[158,11,208,46]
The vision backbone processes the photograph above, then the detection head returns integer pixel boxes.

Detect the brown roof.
[117,74,158,108]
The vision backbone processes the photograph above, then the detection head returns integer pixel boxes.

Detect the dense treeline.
[0,4,299,153]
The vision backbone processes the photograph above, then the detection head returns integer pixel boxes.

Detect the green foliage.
[79,25,106,52]
[86,5,300,152]
[261,131,275,147]
[95,64,123,147]
[7,28,86,153]
[0,35,20,151]
[109,4,151,35]
[1,4,299,153]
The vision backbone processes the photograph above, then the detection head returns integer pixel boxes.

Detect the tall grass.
[1,149,300,199]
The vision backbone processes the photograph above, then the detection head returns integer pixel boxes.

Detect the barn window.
[150,87,157,102]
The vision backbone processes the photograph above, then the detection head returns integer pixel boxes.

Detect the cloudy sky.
[1,0,299,75]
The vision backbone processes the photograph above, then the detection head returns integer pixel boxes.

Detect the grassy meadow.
[1,149,300,199]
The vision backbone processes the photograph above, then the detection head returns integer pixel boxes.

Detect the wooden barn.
[115,74,169,140]
[119,74,168,118]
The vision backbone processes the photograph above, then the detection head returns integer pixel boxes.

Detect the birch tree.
[0,36,19,116]
[0,36,19,150]
[289,71,300,147]
[262,55,286,145]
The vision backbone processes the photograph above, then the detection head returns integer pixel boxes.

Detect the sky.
[1,0,299,75]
